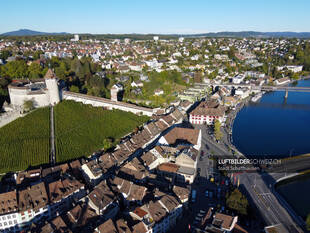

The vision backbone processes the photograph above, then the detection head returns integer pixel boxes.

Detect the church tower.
[44,69,60,105]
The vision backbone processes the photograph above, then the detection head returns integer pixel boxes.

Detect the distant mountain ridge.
[2,29,310,38]
[180,31,310,38]
[1,29,69,36]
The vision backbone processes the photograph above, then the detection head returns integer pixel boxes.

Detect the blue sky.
[1,0,309,34]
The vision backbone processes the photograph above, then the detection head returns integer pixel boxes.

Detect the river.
[232,79,310,220]
[232,79,310,158]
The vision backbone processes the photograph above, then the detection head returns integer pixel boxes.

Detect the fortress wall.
[63,92,154,116]
[0,110,25,128]
[8,88,50,107]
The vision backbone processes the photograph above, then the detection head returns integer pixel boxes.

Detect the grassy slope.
[54,100,149,162]
[0,108,50,173]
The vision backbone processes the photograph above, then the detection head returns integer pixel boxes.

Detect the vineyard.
[54,100,149,162]
[0,108,50,174]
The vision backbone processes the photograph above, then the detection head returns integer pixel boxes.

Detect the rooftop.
[162,127,200,146]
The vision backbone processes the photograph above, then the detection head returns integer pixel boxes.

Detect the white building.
[17,182,49,229]
[0,191,19,232]
[8,69,60,108]
[71,34,79,42]
[232,74,245,84]
[189,100,226,126]
[277,65,303,73]
[234,87,251,99]
[154,89,164,96]
[274,77,290,85]
[124,38,131,44]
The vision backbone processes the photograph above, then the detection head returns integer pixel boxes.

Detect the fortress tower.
[110,84,124,101]
[44,69,60,105]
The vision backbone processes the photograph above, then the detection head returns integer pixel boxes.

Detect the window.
[9,221,12,225]
[2,217,5,220]
[12,214,16,218]
[4,222,7,226]
[14,220,17,224]
[0,223,2,227]
[7,216,11,220]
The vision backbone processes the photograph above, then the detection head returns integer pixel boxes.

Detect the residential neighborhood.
[1,2,310,232]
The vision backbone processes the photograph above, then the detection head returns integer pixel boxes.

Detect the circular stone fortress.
[8,69,60,108]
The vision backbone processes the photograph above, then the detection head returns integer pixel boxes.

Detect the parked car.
[205,190,209,197]
[191,190,197,203]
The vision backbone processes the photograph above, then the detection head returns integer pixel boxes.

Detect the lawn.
[54,100,149,162]
[0,107,50,173]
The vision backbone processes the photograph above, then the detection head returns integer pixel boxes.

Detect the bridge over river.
[196,82,310,98]
[234,155,310,232]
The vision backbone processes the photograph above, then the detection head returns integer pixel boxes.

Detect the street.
[238,172,304,233]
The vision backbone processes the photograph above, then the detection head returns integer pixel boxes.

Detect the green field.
[0,100,149,173]
[0,108,50,173]
[54,100,149,162]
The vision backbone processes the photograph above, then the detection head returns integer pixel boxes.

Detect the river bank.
[275,172,310,220]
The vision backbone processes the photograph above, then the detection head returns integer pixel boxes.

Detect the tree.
[226,189,249,215]
[228,46,236,59]
[23,100,35,112]
[2,60,29,78]
[69,85,79,93]
[55,62,67,80]
[103,138,113,151]
[306,213,310,230]
[214,119,223,141]
[33,50,44,60]
[0,50,12,61]
[291,72,300,80]
[28,63,43,79]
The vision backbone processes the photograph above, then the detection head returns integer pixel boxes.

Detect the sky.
[1,0,310,34]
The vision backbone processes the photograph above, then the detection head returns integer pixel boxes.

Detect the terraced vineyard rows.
[0,108,50,173]
[54,100,150,162]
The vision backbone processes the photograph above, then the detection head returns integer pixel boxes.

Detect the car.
[225,180,229,186]
[191,190,197,203]
[209,191,213,198]
[199,157,203,161]
[199,210,206,214]
[205,190,209,197]
[201,151,204,156]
